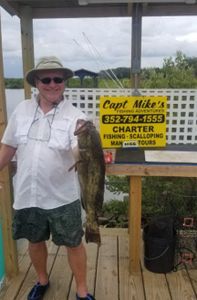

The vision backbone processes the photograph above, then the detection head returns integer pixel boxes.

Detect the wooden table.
[105,162,197,273]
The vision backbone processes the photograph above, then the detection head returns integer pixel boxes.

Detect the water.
[5,89,24,119]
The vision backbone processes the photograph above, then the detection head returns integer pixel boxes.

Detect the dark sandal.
[76,293,95,300]
[27,282,50,300]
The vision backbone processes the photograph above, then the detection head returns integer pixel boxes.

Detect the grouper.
[74,119,106,245]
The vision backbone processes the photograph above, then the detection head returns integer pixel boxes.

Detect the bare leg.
[28,241,49,285]
[66,242,88,297]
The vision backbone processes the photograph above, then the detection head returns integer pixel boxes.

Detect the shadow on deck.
[0,228,197,300]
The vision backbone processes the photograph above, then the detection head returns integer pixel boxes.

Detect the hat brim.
[26,67,73,87]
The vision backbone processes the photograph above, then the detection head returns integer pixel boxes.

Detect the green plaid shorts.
[12,200,84,247]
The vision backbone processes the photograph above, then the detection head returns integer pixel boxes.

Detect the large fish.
[74,119,106,245]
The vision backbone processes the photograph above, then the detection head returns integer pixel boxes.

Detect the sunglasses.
[36,77,65,84]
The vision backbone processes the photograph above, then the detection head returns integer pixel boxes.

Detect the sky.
[1,7,197,78]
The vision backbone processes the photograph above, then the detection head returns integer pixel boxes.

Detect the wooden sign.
[100,95,167,148]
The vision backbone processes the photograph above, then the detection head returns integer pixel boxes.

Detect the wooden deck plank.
[166,269,197,300]
[119,234,145,300]
[0,253,31,300]
[143,270,171,300]
[95,235,119,300]
[187,269,197,297]
[129,176,142,273]
[0,239,31,300]
[0,229,196,300]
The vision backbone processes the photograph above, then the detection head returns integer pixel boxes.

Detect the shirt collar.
[34,94,66,115]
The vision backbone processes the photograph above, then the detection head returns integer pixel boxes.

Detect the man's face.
[35,70,65,104]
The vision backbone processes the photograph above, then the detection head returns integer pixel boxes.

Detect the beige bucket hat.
[25,56,73,87]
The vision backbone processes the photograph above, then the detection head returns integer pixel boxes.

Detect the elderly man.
[0,56,95,300]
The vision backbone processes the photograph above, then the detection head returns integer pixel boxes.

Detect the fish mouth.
[74,119,93,135]
[74,119,87,135]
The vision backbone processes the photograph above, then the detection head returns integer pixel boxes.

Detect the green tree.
[163,51,197,88]
[186,56,197,77]
[5,78,24,89]
[141,68,169,88]
[141,51,197,88]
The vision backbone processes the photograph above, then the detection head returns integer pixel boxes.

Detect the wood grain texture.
[0,229,196,300]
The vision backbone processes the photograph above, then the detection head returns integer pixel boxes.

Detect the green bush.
[101,198,129,228]
[105,175,197,227]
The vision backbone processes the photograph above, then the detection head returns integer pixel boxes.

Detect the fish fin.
[85,226,101,245]
[68,160,83,172]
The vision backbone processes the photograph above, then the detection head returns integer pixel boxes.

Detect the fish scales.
[74,119,105,245]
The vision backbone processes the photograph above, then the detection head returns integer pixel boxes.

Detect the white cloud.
[142,16,197,65]
[1,7,197,77]
[176,32,197,42]
[1,11,21,56]
[33,17,132,72]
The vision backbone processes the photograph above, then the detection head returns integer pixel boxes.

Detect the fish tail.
[85,225,101,245]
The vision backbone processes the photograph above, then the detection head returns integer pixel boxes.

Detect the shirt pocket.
[48,121,70,150]
[15,118,32,144]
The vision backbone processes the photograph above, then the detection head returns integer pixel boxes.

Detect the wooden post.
[0,13,18,278]
[129,176,142,273]
[130,6,143,268]
[131,3,142,91]
[20,5,34,99]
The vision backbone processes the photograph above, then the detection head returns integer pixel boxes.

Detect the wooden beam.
[20,5,34,99]
[31,3,197,18]
[81,0,197,3]
[0,13,18,278]
[1,1,197,18]
[142,3,197,16]
[32,6,129,18]
[131,3,142,91]
[0,0,18,16]
[106,163,197,177]
[129,176,142,273]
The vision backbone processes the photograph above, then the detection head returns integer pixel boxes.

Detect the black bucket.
[143,216,176,273]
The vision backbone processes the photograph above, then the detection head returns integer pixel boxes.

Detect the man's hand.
[72,145,80,162]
